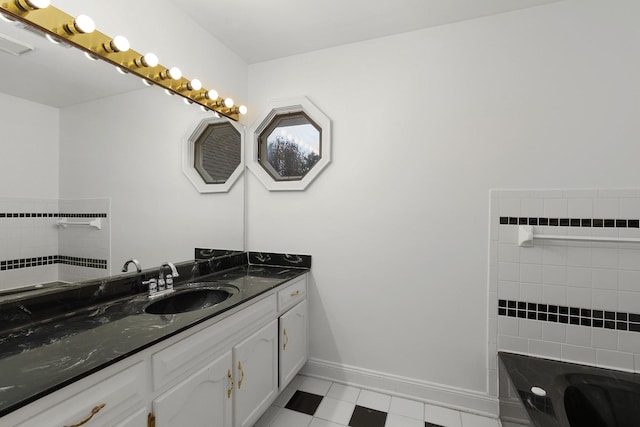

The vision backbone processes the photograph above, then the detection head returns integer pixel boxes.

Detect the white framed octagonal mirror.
[183,117,245,193]
[247,96,331,191]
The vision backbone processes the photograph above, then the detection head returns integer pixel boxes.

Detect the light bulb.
[134,53,158,68]
[224,98,234,108]
[160,67,182,80]
[187,79,202,91]
[164,89,174,96]
[141,78,153,87]
[84,52,98,61]
[183,98,193,105]
[16,0,49,11]
[205,89,218,100]
[104,35,129,53]
[169,67,182,80]
[239,105,248,115]
[45,34,61,45]
[65,14,95,35]
[116,67,128,75]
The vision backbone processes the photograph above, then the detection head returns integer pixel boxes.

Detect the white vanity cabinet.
[277,277,308,390]
[2,273,309,427]
[149,294,277,427]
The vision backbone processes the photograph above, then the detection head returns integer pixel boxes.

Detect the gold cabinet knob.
[227,369,234,398]
[237,361,245,389]
[283,328,289,351]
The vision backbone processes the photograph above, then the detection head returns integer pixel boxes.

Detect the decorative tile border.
[0,212,107,218]
[498,299,640,332]
[499,216,640,228]
[0,256,107,271]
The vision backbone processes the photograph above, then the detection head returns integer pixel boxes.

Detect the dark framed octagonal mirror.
[258,111,321,181]
[183,117,245,193]
[248,96,331,191]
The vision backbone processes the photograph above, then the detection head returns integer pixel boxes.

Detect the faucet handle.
[143,278,158,295]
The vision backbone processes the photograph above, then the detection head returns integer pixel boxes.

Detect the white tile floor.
[254,375,502,427]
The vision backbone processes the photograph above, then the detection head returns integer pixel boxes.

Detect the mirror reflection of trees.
[266,134,320,178]
[258,112,322,181]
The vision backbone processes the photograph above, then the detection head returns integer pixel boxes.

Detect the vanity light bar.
[0,1,245,120]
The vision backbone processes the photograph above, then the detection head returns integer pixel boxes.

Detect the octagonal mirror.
[259,112,321,181]
[248,97,331,191]
[183,117,244,193]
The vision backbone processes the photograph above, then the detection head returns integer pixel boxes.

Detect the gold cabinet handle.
[237,361,245,389]
[290,290,300,297]
[283,328,289,351]
[227,369,234,398]
[64,403,106,427]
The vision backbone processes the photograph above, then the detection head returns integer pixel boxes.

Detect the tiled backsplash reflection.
[488,189,640,396]
[0,197,110,290]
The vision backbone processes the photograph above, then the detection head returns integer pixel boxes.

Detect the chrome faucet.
[159,262,179,281]
[122,259,142,273]
[145,262,180,298]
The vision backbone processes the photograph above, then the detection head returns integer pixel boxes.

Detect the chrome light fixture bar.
[0,1,246,120]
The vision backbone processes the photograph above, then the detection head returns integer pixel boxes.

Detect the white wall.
[0,92,59,198]
[246,0,640,413]
[0,94,60,289]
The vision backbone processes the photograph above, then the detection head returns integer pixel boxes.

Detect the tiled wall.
[488,189,640,394]
[0,197,110,290]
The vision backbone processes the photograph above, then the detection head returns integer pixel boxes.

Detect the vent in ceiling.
[0,31,33,55]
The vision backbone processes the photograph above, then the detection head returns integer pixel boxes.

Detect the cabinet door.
[232,319,278,427]
[153,351,233,427]
[279,300,308,390]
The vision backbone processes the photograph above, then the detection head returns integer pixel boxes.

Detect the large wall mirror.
[0,10,245,292]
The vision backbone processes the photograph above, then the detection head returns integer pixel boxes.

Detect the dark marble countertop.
[0,252,310,417]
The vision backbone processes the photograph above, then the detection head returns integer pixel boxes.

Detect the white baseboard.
[300,357,499,418]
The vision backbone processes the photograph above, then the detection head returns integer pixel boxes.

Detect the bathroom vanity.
[0,252,309,427]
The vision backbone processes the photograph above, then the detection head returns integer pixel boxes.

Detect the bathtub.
[498,352,640,427]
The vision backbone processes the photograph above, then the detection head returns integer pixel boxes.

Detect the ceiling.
[0,0,561,107]
[175,0,562,64]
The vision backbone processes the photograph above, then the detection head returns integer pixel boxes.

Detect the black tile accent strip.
[498,299,640,333]
[0,255,107,271]
[499,216,640,228]
[0,212,107,219]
